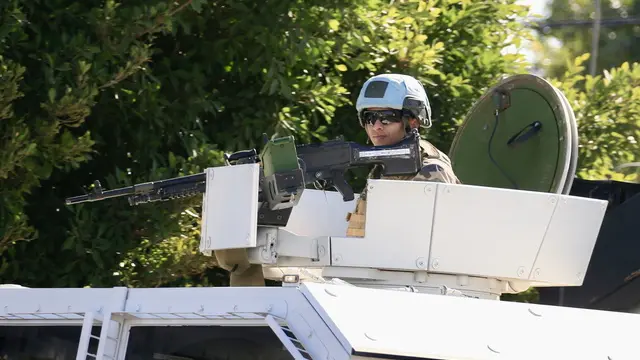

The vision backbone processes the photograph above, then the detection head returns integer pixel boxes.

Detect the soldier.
[346,74,461,237]
[216,73,461,285]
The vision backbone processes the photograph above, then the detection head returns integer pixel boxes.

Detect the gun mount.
[199,163,609,300]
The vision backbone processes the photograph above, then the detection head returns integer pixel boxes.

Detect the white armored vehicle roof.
[1,279,639,359]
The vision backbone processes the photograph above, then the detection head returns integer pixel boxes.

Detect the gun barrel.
[65,186,133,205]
[65,172,207,205]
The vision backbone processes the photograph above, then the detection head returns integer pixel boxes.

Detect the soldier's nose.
[372,120,385,130]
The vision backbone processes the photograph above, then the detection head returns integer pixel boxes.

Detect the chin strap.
[404,126,420,138]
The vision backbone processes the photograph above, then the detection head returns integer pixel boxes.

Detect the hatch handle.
[507,121,542,148]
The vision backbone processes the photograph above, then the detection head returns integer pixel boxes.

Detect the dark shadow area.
[0,325,94,360]
[538,178,640,312]
[125,326,295,360]
[0,325,296,360]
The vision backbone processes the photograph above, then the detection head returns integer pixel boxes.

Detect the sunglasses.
[361,109,405,126]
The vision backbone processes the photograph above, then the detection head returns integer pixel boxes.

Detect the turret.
[198,162,608,300]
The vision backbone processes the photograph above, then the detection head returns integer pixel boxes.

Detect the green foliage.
[1,0,534,288]
[531,0,640,179]
[331,0,533,150]
[0,0,212,285]
[548,54,640,182]
[501,287,540,303]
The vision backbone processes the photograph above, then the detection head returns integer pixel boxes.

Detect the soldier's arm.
[412,160,461,184]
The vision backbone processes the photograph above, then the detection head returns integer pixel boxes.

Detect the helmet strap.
[403,114,421,135]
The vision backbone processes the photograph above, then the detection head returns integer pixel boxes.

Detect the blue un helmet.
[356,74,432,129]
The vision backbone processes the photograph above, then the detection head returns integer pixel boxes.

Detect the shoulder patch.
[421,164,445,174]
[414,160,461,184]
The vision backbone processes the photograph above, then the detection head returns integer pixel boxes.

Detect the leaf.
[269,79,279,95]
[168,152,177,168]
[402,16,414,24]
[48,88,56,103]
[334,64,348,72]
[62,237,75,250]
[328,19,340,31]
[417,1,427,12]
[191,0,205,13]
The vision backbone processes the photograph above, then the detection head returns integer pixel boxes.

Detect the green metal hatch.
[448,74,578,194]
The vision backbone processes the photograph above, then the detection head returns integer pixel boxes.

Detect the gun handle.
[225,149,258,164]
[331,170,354,202]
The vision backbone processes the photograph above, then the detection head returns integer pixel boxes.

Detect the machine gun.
[65,130,423,225]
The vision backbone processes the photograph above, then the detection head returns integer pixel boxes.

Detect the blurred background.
[518,0,640,78]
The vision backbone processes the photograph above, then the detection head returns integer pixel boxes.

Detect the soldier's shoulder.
[416,140,460,184]
[419,139,453,166]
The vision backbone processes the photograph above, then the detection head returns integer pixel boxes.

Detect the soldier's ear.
[408,118,419,129]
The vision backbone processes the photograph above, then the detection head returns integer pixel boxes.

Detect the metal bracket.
[260,231,279,264]
[250,228,330,267]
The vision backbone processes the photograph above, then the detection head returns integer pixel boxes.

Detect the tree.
[534,0,640,78]
[525,0,640,181]
[0,0,192,262]
[551,54,640,182]
[0,0,535,288]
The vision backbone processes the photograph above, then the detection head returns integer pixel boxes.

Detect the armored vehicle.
[1,74,639,359]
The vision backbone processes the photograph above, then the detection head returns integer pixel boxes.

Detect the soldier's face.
[363,108,407,146]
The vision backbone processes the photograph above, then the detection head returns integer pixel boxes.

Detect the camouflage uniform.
[346,139,460,237]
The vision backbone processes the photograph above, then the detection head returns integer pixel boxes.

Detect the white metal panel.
[529,194,608,285]
[199,191,210,255]
[331,179,436,270]
[200,164,260,251]
[429,183,557,280]
[122,286,291,319]
[300,282,640,360]
[284,189,357,237]
[0,287,128,321]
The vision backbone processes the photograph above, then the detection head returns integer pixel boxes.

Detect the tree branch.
[136,0,194,39]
